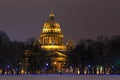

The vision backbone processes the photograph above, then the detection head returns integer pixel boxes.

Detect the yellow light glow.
[54,62,57,64]
[100,66,103,74]
[77,68,80,74]
[43,28,61,33]
[41,45,66,51]
[21,69,25,74]
[43,22,60,29]
[0,69,2,74]
[39,12,66,52]
[52,57,66,61]
[50,11,54,17]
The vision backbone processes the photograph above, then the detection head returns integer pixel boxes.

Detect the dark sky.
[0,0,120,43]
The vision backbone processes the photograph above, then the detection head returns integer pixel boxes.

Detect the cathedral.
[39,11,67,72]
[22,11,74,74]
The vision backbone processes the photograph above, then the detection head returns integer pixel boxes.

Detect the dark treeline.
[0,31,48,74]
[0,31,120,74]
[0,31,25,72]
[68,35,120,74]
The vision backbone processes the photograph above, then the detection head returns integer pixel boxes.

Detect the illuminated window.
[49,36,52,44]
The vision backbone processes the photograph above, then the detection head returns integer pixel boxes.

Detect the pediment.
[48,51,67,57]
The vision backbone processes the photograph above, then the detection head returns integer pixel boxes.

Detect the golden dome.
[42,11,61,33]
[43,21,60,29]
[40,11,66,51]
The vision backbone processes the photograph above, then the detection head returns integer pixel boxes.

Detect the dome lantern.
[49,11,54,20]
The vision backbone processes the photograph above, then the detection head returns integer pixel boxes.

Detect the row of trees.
[68,36,120,74]
[0,31,50,74]
[0,31,120,74]
[0,31,25,74]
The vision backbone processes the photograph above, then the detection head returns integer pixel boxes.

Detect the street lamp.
[46,63,49,66]
[7,65,10,68]
[6,65,10,74]
[46,63,49,74]
[88,65,91,74]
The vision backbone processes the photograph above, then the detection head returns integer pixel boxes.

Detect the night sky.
[0,0,120,43]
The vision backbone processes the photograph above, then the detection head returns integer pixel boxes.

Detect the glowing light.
[41,45,66,51]
[7,65,10,68]
[21,69,25,74]
[84,70,87,74]
[112,66,114,68]
[0,69,2,74]
[52,57,66,61]
[42,28,61,33]
[54,62,57,64]
[88,65,91,68]
[77,68,80,74]
[49,11,54,17]
[39,12,66,52]
[96,66,103,74]
[43,22,60,29]
[46,63,49,66]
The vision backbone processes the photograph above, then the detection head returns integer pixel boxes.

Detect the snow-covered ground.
[0,75,120,80]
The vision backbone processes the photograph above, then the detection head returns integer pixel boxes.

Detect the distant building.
[39,11,66,51]
[39,11,67,72]
[22,11,74,74]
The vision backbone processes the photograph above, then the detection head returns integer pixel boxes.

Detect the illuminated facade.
[39,11,67,72]
[39,11,66,51]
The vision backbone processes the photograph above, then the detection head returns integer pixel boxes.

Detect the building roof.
[48,51,67,57]
[42,11,62,33]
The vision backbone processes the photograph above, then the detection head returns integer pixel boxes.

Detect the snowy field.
[0,75,120,80]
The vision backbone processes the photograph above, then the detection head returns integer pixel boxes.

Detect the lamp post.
[54,62,57,73]
[7,65,10,74]
[46,63,49,74]
[88,65,91,74]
